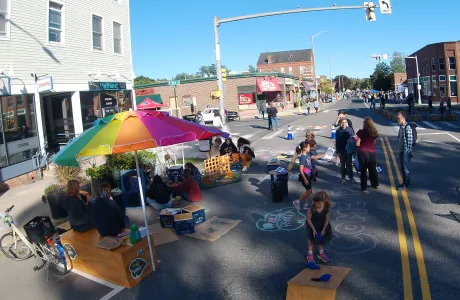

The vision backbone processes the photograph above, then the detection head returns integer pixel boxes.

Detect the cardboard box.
[159,208,182,228]
[183,205,206,225]
[174,213,195,235]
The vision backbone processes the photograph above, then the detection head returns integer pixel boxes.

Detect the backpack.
[405,123,417,147]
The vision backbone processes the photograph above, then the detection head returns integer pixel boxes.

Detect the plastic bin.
[120,169,147,208]
[23,216,56,244]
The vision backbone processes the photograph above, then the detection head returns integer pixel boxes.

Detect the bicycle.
[0,205,72,277]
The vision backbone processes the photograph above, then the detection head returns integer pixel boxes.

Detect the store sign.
[260,80,277,91]
[0,76,11,96]
[37,77,53,92]
[102,94,117,107]
[285,78,294,85]
[238,93,254,105]
[89,81,126,91]
[0,137,40,157]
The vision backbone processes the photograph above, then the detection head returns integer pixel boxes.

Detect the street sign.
[168,80,180,86]
[379,0,392,14]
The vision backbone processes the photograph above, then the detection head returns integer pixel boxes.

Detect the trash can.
[271,181,284,203]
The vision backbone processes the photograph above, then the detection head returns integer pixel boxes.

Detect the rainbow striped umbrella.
[52,110,228,272]
[53,110,228,167]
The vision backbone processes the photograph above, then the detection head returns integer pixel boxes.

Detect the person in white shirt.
[212,110,223,130]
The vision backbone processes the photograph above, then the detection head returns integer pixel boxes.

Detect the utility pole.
[312,30,328,103]
[329,57,332,84]
[213,3,380,125]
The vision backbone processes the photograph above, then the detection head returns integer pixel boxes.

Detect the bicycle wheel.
[0,232,32,261]
[41,243,72,275]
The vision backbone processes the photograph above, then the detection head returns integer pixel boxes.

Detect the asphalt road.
[1,98,459,300]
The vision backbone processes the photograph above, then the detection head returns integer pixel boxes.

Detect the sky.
[130,0,460,80]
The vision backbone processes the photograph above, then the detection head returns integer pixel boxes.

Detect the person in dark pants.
[335,119,355,183]
[356,117,379,194]
[396,111,413,190]
[407,93,414,115]
[428,95,433,109]
[267,105,272,130]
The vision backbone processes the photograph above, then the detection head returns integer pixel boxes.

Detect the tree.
[198,64,230,77]
[134,75,155,87]
[248,65,257,73]
[370,62,392,91]
[390,51,406,73]
[359,78,372,90]
[334,75,352,92]
[319,78,334,95]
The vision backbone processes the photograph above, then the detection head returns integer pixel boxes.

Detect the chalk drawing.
[332,188,360,197]
[256,207,306,232]
[328,201,378,254]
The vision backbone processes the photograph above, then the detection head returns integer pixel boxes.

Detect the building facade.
[0,0,134,181]
[256,49,314,79]
[406,41,459,103]
[134,73,299,118]
[391,72,407,92]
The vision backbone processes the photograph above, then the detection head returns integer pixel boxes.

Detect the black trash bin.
[271,181,284,203]
[270,170,289,196]
[46,192,68,219]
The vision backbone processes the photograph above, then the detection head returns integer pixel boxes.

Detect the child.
[293,142,326,210]
[313,99,319,114]
[306,191,332,263]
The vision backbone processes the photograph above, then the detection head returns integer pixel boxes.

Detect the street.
[1,98,460,300]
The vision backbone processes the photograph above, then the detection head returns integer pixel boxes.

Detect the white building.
[0,0,134,180]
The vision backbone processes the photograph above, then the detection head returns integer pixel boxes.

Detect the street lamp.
[311,30,328,103]
[406,55,421,105]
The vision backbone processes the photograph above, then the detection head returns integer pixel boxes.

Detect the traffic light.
[364,2,376,21]
[222,68,227,82]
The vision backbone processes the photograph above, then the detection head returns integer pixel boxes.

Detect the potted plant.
[44,184,68,220]
[86,164,112,196]
[105,153,136,188]
[53,165,83,186]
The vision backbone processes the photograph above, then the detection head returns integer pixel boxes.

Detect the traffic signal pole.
[213,3,378,126]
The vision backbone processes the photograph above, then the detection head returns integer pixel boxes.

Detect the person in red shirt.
[356,117,379,194]
[170,169,202,202]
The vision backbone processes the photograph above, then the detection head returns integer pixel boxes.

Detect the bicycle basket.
[23,216,56,244]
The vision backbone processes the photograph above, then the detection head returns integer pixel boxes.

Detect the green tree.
[334,75,352,92]
[359,78,372,90]
[370,62,392,91]
[319,78,334,95]
[390,51,406,73]
[134,75,155,87]
[248,65,257,73]
[198,64,230,77]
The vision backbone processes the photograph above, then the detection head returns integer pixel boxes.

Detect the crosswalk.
[390,120,460,132]
[262,129,285,140]
[422,121,441,130]
[391,122,427,132]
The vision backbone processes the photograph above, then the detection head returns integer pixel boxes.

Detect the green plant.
[44,184,65,196]
[53,165,82,186]
[105,153,136,172]
[138,150,157,165]
[85,164,110,179]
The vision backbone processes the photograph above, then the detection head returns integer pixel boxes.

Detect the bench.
[60,229,159,288]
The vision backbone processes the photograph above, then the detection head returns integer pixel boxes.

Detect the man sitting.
[146,175,173,210]
[91,183,126,237]
[170,169,202,202]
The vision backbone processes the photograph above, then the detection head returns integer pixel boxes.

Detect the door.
[169,97,177,110]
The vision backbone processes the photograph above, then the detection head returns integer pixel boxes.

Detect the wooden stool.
[286,265,350,300]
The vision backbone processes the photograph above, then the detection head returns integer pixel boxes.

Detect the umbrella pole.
[134,151,156,272]
[181,143,185,166]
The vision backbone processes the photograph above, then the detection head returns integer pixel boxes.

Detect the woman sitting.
[237,137,255,171]
[61,179,94,233]
[170,169,202,202]
[219,138,239,162]
[146,175,173,210]
[185,162,204,188]
[91,183,126,237]
[210,137,222,157]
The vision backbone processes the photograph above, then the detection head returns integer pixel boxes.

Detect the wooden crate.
[60,229,159,288]
[286,265,351,300]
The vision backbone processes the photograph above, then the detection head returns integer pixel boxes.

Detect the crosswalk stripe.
[229,132,241,136]
[241,134,255,139]
[441,121,460,129]
[422,121,441,129]
[262,129,285,139]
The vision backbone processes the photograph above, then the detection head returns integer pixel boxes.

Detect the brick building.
[134,73,298,118]
[390,72,407,92]
[406,41,460,103]
[256,49,314,79]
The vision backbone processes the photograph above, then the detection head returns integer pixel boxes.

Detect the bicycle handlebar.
[5,205,14,214]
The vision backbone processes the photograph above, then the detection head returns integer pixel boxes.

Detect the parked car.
[201,108,240,123]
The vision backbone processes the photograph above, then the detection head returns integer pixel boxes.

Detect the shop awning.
[137,98,167,110]
[302,81,314,91]
[256,78,281,93]
[136,94,163,105]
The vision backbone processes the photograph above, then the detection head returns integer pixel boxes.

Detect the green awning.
[136,94,163,105]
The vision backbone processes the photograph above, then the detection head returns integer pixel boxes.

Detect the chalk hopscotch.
[256,207,306,232]
[328,201,378,254]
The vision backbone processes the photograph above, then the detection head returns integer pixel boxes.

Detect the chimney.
[267,55,272,64]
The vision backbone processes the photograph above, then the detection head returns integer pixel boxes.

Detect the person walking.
[260,101,266,119]
[196,111,205,125]
[336,119,355,183]
[396,111,413,190]
[269,102,279,130]
[407,93,414,115]
[313,99,319,114]
[306,100,311,115]
[356,117,379,194]
[266,104,272,130]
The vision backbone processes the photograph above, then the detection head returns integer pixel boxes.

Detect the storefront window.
[0,94,39,166]
[80,90,132,131]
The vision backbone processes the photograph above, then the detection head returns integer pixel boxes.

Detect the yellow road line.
[380,137,413,299]
[384,137,432,300]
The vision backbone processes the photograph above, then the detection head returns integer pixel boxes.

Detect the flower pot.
[46,192,68,220]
